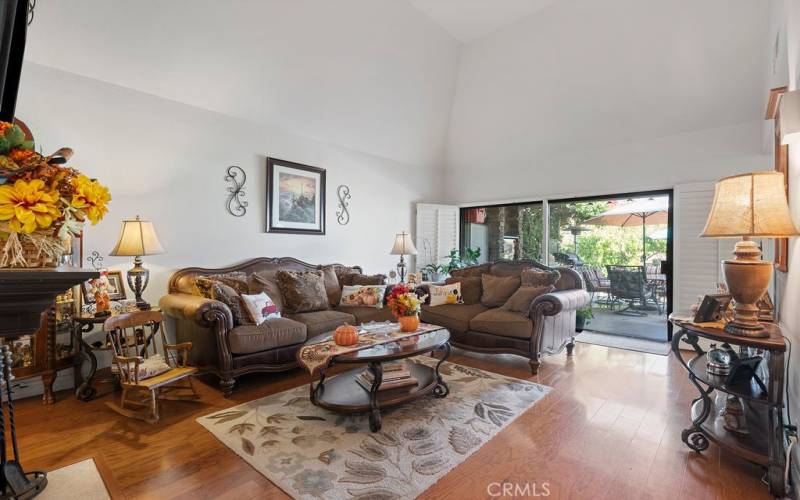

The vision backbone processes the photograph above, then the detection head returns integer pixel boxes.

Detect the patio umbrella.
[582,197,669,267]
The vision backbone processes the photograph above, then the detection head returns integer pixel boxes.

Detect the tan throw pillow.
[198,281,252,325]
[445,277,481,305]
[521,268,561,288]
[249,272,284,313]
[339,285,387,308]
[501,285,555,314]
[352,274,386,286]
[276,270,329,314]
[194,271,249,296]
[480,274,521,307]
[429,283,463,306]
[319,265,342,306]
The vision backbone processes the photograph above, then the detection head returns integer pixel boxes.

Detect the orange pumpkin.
[333,323,360,346]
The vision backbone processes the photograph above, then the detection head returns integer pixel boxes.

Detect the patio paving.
[585,307,668,342]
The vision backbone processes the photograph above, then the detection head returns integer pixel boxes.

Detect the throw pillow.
[445,276,481,305]
[194,271,249,296]
[339,285,387,308]
[521,268,561,288]
[501,285,555,314]
[480,274,521,307]
[429,283,464,306]
[198,280,252,325]
[351,274,387,286]
[135,354,172,380]
[240,292,281,324]
[318,265,342,306]
[248,272,285,312]
[450,263,491,278]
[276,270,329,314]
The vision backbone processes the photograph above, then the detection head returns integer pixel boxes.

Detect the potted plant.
[422,263,447,282]
[576,307,594,333]
[386,284,424,332]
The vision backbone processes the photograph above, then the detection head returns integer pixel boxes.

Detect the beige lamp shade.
[109,216,165,257]
[390,231,418,255]
[700,172,800,238]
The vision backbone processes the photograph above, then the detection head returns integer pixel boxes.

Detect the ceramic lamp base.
[722,239,771,338]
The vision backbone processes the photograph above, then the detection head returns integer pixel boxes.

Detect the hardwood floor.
[15,343,773,499]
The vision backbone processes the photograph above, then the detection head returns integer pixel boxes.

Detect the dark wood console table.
[669,314,786,497]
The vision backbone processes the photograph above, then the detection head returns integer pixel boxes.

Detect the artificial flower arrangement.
[386,284,426,332]
[0,121,110,267]
[386,284,423,317]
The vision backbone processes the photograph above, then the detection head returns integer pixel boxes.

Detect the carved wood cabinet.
[1,288,81,404]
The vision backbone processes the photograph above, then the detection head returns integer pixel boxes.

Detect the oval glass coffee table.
[306,327,451,432]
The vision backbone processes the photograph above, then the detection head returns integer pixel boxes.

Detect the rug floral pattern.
[197,357,550,499]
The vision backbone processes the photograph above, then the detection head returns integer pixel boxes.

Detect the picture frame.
[693,293,733,323]
[81,270,127,304]
[766,86,789,272]
[266,157,326,235]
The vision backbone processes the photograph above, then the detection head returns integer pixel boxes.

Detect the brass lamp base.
[722,239,771,338]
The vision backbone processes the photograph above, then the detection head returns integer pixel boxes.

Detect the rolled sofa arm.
[159,293,233,330]
[530,289,591,318]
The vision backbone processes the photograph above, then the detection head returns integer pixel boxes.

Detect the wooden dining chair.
[104,310,199,423]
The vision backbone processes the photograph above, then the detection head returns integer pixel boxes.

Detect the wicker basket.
[0,232,64,269]
[16,239,61,268]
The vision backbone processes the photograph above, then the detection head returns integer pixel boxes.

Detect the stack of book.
[356,361,418,394]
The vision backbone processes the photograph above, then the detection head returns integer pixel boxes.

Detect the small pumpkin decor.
[387,284,424,333]
[333,323,360,346]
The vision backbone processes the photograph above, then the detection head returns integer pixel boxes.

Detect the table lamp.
[109,215,164,310]
[390,231,417,283]
[701,172,799,337]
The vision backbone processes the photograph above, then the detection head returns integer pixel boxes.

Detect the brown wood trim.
[92,454,127,500]
[765,86,788,120]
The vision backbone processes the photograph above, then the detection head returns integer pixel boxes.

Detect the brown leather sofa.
[419,259,590,374]
[159,257,394,397]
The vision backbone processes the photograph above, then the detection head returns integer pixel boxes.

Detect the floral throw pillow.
[429,283,463,306]
[339,285,387,309]
[240,292,281,324]
[276,270,329,314]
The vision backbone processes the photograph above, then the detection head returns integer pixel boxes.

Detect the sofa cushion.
[319,265,342,306]
[351,274,386,286]
[450,264,491,278]
[249,272,285,312]
[276,270,329,314]
[501,285,554,314]
[336,305,395,324]
[198,281,251,326]
[420,303,488,334]
[470,309,533,339]
[194,272,249,296]
[228,318,307,355]
[285,310,356,339]
[445,276,481,305]
[521,268,560,288]
[480,274,520,307]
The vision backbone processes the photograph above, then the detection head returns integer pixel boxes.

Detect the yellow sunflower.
[70,174,111,224]
[0,179,60,233]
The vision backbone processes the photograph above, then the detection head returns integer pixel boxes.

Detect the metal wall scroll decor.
[86,251,104,270]
[336,184,351,225]
[224,165,248,217]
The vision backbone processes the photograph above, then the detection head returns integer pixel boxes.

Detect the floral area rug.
[197,357,550,499]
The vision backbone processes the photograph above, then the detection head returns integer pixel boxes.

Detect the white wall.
[24,0,460,169]
[443,0,771,203]
[16,63,441,304]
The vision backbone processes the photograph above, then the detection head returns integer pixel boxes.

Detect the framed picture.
[81,270,127,304]
[766,86,789,272]
[693,294,733,323]
[266,157,326,235]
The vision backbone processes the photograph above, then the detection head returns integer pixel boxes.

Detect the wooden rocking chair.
[105,310,199,423]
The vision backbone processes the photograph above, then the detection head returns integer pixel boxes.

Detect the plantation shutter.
[415,203,459,272]
[673,182,726,317]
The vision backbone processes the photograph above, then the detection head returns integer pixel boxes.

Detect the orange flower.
[8,148,34,161]
[0,122,13,135]
[0,179,60,233]
[70,174,110,224]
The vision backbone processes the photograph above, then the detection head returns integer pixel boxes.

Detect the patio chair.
[606,265,662,316]
[582,267,612,307]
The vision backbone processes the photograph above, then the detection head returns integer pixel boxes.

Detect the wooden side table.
[669,314,786,497]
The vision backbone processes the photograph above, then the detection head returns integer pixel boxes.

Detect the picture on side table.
[81,270,127,304]
[266,157,326,235]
